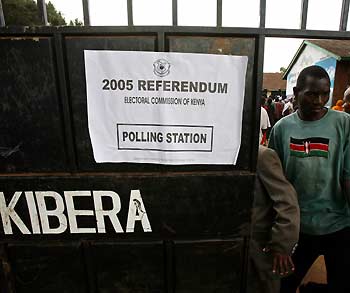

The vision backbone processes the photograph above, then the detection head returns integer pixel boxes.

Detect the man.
[248,145,300,293]
[260,99,271,145]
[344,86,350,104]
[282,96,294,117]
[344,86,350,114]
[268,65,350,292]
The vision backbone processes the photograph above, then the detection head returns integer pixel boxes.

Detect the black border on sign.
[116,123,214,152]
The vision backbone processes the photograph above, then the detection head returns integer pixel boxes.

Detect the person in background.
[260,100,271,145]
[344,87,350,114]
[266,97,276,127]
[332,99,344,111]
[269,65,350,293]
[344,102,350,114]
[282,97,294,117]
[344,86,350,104]
[248,145,300,293]
[274,96,284,122]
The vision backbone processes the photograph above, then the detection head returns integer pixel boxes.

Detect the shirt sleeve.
[344,114,350,179]
[257,147,300,254]
[260,107,271,130]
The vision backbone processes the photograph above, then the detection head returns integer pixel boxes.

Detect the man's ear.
[293,87,299,99]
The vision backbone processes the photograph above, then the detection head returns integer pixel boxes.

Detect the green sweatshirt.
[269,109,350,235]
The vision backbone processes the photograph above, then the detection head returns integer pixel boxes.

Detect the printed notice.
[84,50,248,165]
[117,124,213,152]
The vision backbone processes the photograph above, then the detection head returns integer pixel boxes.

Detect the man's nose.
[316,95,323,103]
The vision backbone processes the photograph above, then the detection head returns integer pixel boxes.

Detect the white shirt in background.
[260,107,271,143]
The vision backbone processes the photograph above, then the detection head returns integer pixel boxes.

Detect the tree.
[69,18,83,26]
[46,1,66,25]
[279,67,287,74]
[2,0,81,26]
[3,0,40,26]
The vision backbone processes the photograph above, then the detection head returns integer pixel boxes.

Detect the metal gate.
[0,1,350,292]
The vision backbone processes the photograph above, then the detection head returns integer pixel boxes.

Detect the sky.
[47,0,348,72]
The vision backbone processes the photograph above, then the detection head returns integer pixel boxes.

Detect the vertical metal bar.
[172,0,178,26]
[340,0,350,31]
[37,0,48,25]
[217,0,222,27]
[240,236,251,293]
[251,35,265,171]
[0,245,15,293]
[0,0,5,27]
[300,0,309,29]
[164,240,175,293]
[81,242,97,293]
[158,32,165,52]
[259,0,266,28]
[82,0,90,26]
[53,33,78,172]
[127,0,133,26]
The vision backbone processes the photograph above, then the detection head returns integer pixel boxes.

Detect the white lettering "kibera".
[0,190,152,235]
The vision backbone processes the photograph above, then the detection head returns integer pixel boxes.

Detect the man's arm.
[344,115,350,202]
[257,147,300,275]
[345,180,350,203]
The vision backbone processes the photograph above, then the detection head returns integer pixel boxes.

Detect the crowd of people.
[260,85,350,147]
[252,65,350,293]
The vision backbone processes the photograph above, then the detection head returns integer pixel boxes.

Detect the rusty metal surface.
[0,32,255,293]
[0,37,67,173]
[168,36,256,171]
[0,173,253,240]
[7,243,87,293]
[65,36,157,172]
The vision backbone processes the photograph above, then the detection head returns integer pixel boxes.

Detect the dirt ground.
[297,256,327,292]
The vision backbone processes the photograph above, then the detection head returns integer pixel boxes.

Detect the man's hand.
[263,247,295,276]
[272,252,295,276]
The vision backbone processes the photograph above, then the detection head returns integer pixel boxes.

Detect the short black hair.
[296,65,330,90]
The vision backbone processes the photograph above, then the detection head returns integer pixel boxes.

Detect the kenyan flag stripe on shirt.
[290,137,329,158]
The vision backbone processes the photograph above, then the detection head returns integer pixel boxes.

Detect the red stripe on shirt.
[309,143,328,151]
[290,143,304,151]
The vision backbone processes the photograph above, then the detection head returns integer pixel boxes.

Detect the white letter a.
[126,190,152,233]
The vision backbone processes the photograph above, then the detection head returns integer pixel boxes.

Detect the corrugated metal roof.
[307,39,350,59]
[283,39,350,79]
[263,73,286,91]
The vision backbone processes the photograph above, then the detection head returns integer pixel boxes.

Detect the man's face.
[293,76,330,120]
[344,93,350,103]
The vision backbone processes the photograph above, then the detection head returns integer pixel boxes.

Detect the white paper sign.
[84,50,248,165]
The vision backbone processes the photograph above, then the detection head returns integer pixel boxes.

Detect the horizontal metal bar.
[0,0,5,27]
[340,0,350,31]
[264,27,350,38]
[82,0,90,26]
[1,26,350,39]
[300,0,308,29]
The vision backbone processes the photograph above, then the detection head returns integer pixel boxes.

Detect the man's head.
[344,87,350,103]
[293,65,330,121]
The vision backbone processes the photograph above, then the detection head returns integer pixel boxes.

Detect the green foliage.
[3,0,40,26]
[2,0,82,26]
[46,1,66,25]
[69,18,83,26]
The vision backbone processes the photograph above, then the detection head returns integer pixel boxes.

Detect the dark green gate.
[0,0,349,292]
